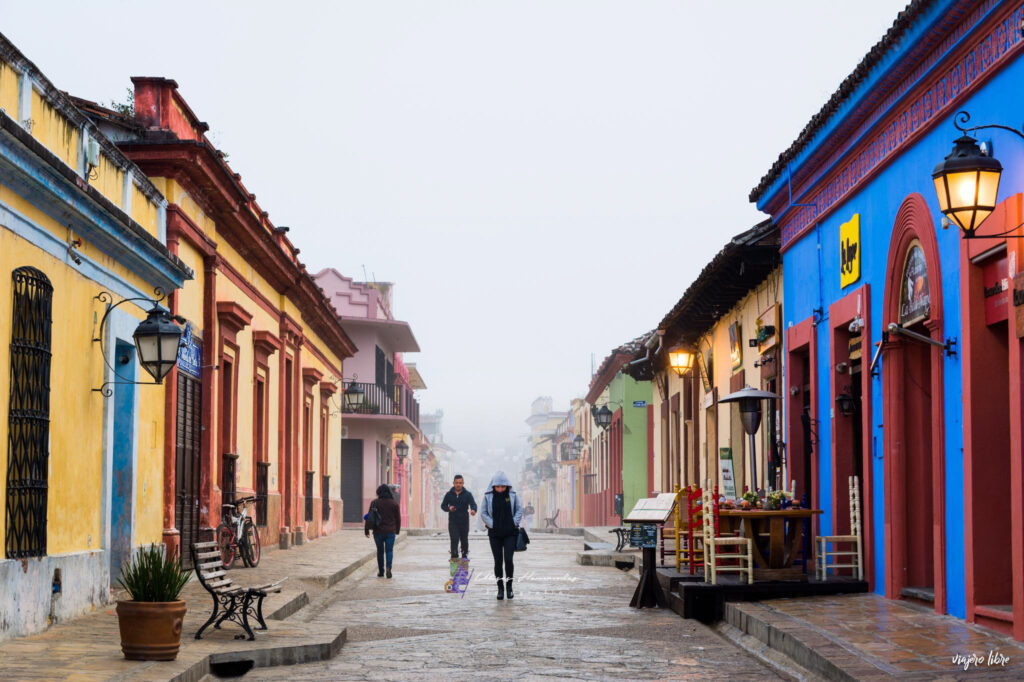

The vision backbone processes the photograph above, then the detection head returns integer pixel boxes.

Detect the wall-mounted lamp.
[667,344,695,376]
[836,392,855,418]
[591,404,613,430]
[93,289,185,396]
[395,439,409,462]
[835,361,849,374]
[572,434,585,456]
[932,111,1024,240]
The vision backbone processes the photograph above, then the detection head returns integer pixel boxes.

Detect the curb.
[724,602,877,681]
[159,627,347,682]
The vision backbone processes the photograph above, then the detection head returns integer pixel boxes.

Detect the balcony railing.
[342,381,420,429]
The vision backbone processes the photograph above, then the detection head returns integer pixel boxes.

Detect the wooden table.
[719,508,823,581]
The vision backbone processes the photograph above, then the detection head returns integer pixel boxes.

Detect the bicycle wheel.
[242,520,261,568]
[217,523,236,569]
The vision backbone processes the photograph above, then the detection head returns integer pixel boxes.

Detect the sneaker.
[386,568,392,579]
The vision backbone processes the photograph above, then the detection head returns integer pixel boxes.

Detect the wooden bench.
[190,541,287,641]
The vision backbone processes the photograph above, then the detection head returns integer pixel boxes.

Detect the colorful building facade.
[751,0,1024,638]
[313,269,421,526]
[0,36,191,638]
[79,78,357,557]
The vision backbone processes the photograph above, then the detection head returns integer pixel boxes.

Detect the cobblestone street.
[246,532,782,681]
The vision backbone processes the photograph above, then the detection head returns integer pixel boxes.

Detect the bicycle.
[217,495,261,569]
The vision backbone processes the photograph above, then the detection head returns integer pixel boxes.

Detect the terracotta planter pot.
[115,600,187,661]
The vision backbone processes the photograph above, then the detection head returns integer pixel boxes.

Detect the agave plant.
[118,545,192,602]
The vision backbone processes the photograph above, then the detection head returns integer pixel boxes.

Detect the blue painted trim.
[0,125,188,291]
[0,201,155,315]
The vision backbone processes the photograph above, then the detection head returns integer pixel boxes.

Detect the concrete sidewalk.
[723,594,1024,679]
[0,529,405,681]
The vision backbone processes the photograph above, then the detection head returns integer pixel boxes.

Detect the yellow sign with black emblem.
[840,214,860,288]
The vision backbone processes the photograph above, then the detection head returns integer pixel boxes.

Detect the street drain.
[209,659,255,678]
[614,560,634,571]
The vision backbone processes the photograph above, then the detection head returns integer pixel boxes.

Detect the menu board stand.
[629,541,667,608]
[623,494,677,610]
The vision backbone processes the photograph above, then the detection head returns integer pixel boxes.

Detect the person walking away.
[480,471,523,600]
[441,474,477,559]
[365,484,401,578]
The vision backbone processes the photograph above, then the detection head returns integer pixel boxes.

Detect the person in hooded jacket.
[365,484,401,578]
[480,470,523,600]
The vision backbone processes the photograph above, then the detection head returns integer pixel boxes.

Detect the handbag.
[515,526,530,552]
[368,501,382,529]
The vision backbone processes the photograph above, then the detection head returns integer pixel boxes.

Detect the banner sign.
[719,447,737,499]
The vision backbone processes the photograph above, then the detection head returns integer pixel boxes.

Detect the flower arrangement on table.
[766,489,792,510]
[740,491,760,510]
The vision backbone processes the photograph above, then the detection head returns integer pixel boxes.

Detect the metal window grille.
[221,453,237,506]
[304,471,314,522]
[255,461,270,526]
[6,267,52,559]
[322,475,330,521]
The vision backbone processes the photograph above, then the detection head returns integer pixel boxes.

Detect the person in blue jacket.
[480,470,523,600]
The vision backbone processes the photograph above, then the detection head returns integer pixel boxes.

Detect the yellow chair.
[702,482,753,585]
[816,475,863,580]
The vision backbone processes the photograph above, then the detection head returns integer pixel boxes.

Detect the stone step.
[576,550,636,569]
[583,541,614,551]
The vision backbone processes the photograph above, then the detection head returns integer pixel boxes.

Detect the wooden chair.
[816,475,863,580]
[677,485,705,575]
[191,541,287,640]
[702,482,753,585]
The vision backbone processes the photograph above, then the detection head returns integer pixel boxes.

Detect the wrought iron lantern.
[344,382,365,409]
[931,110,1024,239]
[395,439,409,461]
[667,344,695,376]
[592,404,613,430]
[572,434,584,455]
[836,393,855,418]
[93,289,184,395]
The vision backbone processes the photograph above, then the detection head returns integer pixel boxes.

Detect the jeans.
[449,521,469,558]
[488,533,517,579]
[373,532,395,572]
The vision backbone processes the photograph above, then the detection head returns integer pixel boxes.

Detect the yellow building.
[0,35,192,639]
[78,78,357,559]
[647,221,782,495]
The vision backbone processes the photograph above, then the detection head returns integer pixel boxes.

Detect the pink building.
[314,269,422,525]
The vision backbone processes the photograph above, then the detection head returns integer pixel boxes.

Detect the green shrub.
[118,545,191,602]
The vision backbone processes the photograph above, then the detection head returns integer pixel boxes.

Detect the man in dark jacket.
[441,474,477,559]
[365,484,402,578]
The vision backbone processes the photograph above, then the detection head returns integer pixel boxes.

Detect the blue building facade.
[752,0,1024,639]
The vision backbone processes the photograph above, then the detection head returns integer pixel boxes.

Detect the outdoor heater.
[718,386,782,492]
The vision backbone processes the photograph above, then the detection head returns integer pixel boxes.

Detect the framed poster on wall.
[718,447,737,499]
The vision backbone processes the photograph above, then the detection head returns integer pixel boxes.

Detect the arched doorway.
[881,193,947,614]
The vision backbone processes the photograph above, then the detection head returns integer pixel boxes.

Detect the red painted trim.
[828,284,874,589]
[785,316,819,542]
[774,3,1024,251]
[302,367,324,389]
[200,255,217,532]
[166,205,216,258]
[216,300,252,346]
[881,193,946,614]
[217,255,281,321]
[319,380,338,396]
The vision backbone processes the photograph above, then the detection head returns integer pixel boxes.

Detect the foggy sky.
[2,1,910,458]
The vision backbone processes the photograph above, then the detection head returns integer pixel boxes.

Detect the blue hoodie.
[480,470,523,530]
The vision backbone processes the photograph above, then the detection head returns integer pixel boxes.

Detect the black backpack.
[368,501,383,528]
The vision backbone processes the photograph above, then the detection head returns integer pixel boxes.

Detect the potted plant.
[115,545,191,661]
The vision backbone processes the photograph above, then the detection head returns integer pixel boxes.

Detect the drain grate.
[209,659,255,678]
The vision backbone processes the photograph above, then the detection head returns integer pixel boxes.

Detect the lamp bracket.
[93,380,162,398]
[953,110,1024,142]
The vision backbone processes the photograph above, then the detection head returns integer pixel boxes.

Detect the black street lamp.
[719,386,782,492]
[572,434,584,456]
[344,382,365,410]
[932,111,1024,239]
[92,289,184,395]
[395,439,409,461]
[836,392,855,418]
[592,404,613,430]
